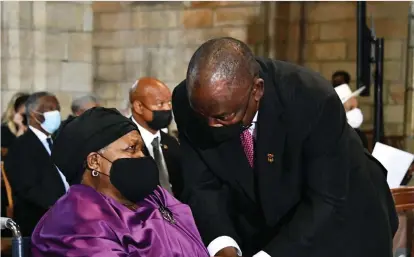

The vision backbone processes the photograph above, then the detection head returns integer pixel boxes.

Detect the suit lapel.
[160,134,171,169]
[256,72,288,225]
[27,130,66,192]
[218,137,256,201]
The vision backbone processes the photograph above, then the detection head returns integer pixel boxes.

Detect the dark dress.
[1,124,17,150]
[1,124,16,219]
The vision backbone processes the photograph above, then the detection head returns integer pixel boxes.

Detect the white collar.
[29,126,49,141]
[131,116,161,146]
[252,111,258,123]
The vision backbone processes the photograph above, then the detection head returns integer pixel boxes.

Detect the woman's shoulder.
[34,185,122,234]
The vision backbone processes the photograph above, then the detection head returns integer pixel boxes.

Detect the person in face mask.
[31,107,209,257]
[4,92,68,236]
[172,38,397,257]
[129,77,183,198]
[333,83,369,149]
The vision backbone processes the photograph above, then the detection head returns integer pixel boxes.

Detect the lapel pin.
[267,153,274,163]
[162,144,168,150]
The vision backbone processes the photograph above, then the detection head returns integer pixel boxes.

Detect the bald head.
[129,77,173,132]
[186,37,260,97]
[185,37,263,127]
[129,77,167,103]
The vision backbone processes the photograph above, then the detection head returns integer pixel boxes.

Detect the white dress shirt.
[29,126,70,191]
[207,112,271,257]
[131,117,170,184]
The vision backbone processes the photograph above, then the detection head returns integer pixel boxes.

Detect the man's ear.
[253,78,264,101]
[86,152,100,171]
[132,101,144,115]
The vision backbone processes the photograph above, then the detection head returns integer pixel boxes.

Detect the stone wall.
[301,2,409,135]
[1,1,94,118]
[405,2,414,152]
[1,1,412,138]
[92,1,266,116]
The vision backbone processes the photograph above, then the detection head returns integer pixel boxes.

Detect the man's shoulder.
[257,57,335,104]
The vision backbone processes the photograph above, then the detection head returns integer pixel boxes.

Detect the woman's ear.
[86,152,100,171]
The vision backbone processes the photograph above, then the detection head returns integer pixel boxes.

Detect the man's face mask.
[207,87,254,144]
[96,156,160,203]
[147,110,172,131]
[34,110,61,134]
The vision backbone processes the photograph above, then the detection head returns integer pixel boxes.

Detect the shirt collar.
[252,111,258,123]
[131,116,161,147]
[29,126,49,141]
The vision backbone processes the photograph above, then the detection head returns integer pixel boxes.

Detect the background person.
[129,77,183,198]
[4,92,68,236]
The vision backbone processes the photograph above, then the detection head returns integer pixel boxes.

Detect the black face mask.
[210,121,247,143]
[98,156,160,203]
[147,110,172,131]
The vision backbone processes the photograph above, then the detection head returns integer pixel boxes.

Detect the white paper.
[372,142,414,189]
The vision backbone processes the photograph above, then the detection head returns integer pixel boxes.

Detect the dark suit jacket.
[172,57,398,257]
[4,129,66,236]
[355,128,369,149]
[136,127,184,199]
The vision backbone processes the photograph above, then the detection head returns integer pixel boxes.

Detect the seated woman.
[31,107,209,257]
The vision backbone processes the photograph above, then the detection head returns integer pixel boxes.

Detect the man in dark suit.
[129,77,183,198]
[172,37,398,257]
[5,92,68,236]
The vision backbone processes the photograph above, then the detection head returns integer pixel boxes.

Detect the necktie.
[151,137,173,194]
[240,129,254,168]
[46,138,53,152]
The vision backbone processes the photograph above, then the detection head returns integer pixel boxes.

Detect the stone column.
[405,2,414,152]
[1,1,34,107]
[33,1,94,117]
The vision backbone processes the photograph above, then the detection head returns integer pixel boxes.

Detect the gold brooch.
[267,153,274,163]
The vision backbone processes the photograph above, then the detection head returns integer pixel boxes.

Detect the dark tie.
[240,129,254,168]
[151,137,173,194]
[46,137,53,152]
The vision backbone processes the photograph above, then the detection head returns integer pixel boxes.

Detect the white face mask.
[346,108,363,128]
[38,110,62,134]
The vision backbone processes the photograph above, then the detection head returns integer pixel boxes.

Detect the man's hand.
[215,247,238,257]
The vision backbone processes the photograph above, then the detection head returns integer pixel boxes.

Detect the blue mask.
[39,110,61,134]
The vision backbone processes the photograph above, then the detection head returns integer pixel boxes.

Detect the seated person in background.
[53,94,100,140]
[1,92,30,157]
[5,92,68,236]
[31,107,208,257]
[332,72,369,149]
[129,77,183,198]
[71,94,100,117]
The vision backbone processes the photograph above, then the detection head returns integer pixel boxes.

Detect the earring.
[91,170,99,177]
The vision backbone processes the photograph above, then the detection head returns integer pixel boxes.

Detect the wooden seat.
[1,162,13,218]
[392,187,414,257]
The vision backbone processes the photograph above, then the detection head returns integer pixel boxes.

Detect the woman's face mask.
[97,156,160,203]
[346,108,364,129]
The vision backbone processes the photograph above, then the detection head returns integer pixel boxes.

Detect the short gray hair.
[25,91,55,121]
[71,94,99,114]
